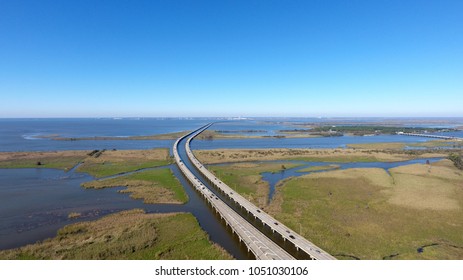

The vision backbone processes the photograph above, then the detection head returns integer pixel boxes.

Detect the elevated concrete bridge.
[179,123,336,260]
[397,132,463,141]
[173,126,295,260]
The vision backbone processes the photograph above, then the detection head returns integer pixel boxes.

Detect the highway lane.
[174,126,295,260]
[186,123,336,260]
[397,132,463,140]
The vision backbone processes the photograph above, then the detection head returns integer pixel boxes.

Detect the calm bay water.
[430,130,463,138]
[1,118,454,152]
[0,168,166,250]
[0,118,207,152]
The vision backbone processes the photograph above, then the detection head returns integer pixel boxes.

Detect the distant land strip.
[39,130,313,141]
[35,127,461,141]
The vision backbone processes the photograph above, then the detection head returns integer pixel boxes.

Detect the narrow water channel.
[261,157,444,202]
[175,135,251,260]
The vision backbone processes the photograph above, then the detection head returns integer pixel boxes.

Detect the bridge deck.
[186,124,336,260]
[398,132,463,140]
[173,129,295,260]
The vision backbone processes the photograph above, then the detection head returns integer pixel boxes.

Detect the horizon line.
[1,116,463,119]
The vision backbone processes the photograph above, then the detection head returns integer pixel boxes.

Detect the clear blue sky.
[0,0,462,117]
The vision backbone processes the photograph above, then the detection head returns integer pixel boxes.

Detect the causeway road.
[174,126,295,260]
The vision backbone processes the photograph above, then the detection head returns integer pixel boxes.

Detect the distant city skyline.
[1,0,462,118]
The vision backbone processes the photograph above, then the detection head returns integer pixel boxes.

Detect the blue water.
[2,118,207,138]
[0,118,208,152]
[0,168,169,250]
[1,118,461,152]
[211,120,297,136]
[429,130,463,138]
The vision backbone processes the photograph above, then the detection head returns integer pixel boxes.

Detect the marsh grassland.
[0,210,232,260]
[82,168,188,204]
[347,140,463,150]
[77,148,172,177]
[209,162,302,208]
[0,151,88,170]
[296,164,340,173]
[203,148,463,259]
[0,149,172,176]
[267,160,463,259]
[195,148,447,164]
[51,130,276,141]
